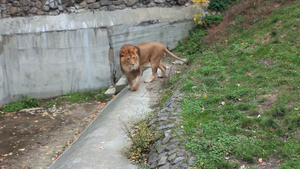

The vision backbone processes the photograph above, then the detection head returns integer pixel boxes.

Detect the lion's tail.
[164,48,187,63]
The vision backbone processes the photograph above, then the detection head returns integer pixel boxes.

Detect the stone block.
[115,75,127,93]
[104,86,116,96]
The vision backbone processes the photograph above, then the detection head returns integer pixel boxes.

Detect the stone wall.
[0,0,190,18]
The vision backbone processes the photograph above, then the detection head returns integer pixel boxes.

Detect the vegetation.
[1,95,40,112]
[125,120,157,165]
[208,0,240,12]
[0,88,109,112]
[176,0,300,168]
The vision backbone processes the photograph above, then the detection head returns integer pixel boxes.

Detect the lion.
[119,41,187,91]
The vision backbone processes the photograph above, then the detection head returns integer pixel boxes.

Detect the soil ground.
[0,57,187,169]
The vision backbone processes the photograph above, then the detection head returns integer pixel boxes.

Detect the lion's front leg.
[126,75,134,90]
[132,75,141,91]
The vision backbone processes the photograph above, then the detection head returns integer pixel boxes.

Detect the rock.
[188,156,196,165]
[35,1,42,8]
[22,6,29,11]
[74,0,83,3]
[21,0,29,6]
[166,142,178,151]
[147,2,156,7]
[107,4,115,11]
[49,0,58,9]
[89,2,100,8]
[162,134,172,144]
[42,5,50,11]
[158,113,171,117]
[115,4,126,10]
[49,9,60,15]
[181,163,188,168]
[172,60,185,65]
[12,1,20,7]
[58,5,64,11]
[100,0,112,5]
[148,152,159,164]
[124,0,137,6]
[159,162,170,169]
[158,116,168,121]
[177,149,185,157]
[66,6,75,12]
[168,149,177,155]
[9,6,21,15]
[29,7,38,14]
[86,0,95,4]
[173,157,185,164]
[154,0,164,4]
[158,156,167,166]
[58,0,69,4]
[168,152,176,161]
[79,1,87,8]
[112,0,124,5]
[156,144,167,153]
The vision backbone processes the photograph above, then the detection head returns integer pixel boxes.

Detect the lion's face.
[119,45,140,72]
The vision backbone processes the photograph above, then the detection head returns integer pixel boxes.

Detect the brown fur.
[119,41,186,91]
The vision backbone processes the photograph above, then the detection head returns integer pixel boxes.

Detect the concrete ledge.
[0,6,199,35]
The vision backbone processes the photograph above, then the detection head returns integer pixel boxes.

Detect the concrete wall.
[0,6,199,105]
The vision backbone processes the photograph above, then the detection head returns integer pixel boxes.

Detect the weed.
[124,120,157,165]
[1,95,40,112]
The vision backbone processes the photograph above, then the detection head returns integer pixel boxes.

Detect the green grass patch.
[1,88,110,112]
[179,1,300,168]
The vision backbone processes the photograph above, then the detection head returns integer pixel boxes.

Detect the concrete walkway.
[48,68,158,169]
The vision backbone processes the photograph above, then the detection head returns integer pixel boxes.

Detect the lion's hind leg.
[145,64,158,83]
[157,63,166,78]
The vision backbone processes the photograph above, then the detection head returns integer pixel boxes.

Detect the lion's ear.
[119,51,125,57]
[130,48,137,54]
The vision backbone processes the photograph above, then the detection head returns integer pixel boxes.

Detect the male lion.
[119,41,186,91]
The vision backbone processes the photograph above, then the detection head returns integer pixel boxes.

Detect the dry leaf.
[18,148,25,151]
[258,158,263,163]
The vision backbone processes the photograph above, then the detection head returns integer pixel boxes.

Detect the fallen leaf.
[18,148,25,151]
[204,94,208,98]
[52,113,56,117]
[221,101,225,105]
[45,153,49,155]
[175,70,181,74]
[237,83,241,87]
[270,127,275,131]
[258,158,263,163]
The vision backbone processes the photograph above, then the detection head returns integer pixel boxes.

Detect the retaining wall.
[0,6,199,106]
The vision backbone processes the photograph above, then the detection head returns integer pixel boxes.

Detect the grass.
[0,88,110,112]
[176,0,300,168]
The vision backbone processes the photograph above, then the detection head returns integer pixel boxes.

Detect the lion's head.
[119,44,140,73]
